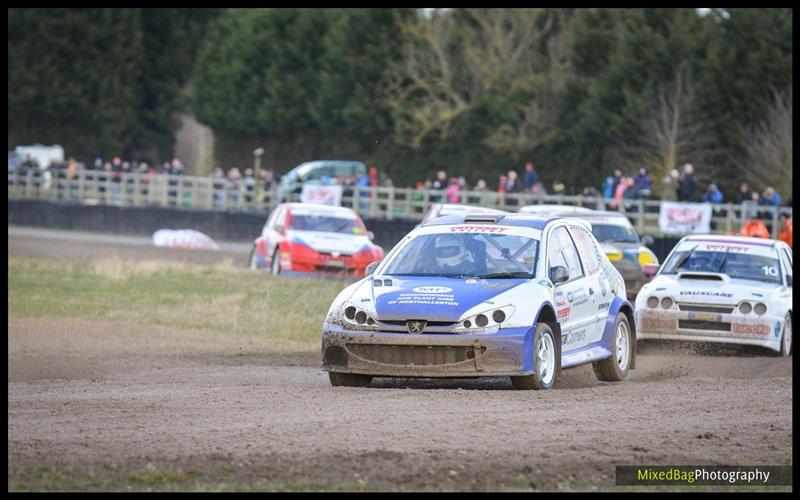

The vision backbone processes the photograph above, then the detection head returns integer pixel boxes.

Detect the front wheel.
[593,312,632,382]
[328,372,373,387]
[249,247,260,270]
[271,249,281,275]
[511,323,558,390]
[779,313,792,357]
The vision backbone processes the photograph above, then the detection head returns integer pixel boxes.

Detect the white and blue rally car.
[321,213,636,389]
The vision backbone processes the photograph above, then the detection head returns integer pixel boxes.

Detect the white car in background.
[635,235,793,356]
[421,203,509,224]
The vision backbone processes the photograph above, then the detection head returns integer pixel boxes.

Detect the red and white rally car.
[249,203,384,278]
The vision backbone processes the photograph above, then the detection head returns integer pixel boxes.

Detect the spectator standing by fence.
[446,177,460,203]
[634,167,652,199]
[759,187,782,206]
[227,167,242,207]
[702,183,723,204]
[777,213,792,247]
[659,169,679,201]
[602,175,616,200]
[523,161,540,194]
[736,183,753,204]
[678,163,697,202]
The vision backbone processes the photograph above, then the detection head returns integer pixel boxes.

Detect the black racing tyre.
[593,312,632,382]
[778,313,792,357]
[511,323,558,390]
[271,249,281,275]
[328,372,373,387]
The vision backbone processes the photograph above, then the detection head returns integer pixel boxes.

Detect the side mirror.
[367,231,375,241]
[549,265,569,285]
[641,235,655,247]
[643,263,659,278]
[365,260,381,276]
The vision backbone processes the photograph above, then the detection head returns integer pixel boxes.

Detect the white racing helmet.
[434,234,468,268]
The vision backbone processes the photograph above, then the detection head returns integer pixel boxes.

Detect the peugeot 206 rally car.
[249,203,384,278]
[635,235,793,356]
[321,213,636,389]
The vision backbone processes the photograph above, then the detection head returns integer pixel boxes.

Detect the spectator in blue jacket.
[702,183,723,204]
[602,175,616,200]
[633,167,652,198]
[758,186,782,206]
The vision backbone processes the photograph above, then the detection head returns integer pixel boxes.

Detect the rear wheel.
[328,372,373,387]
[271,249,281,275]
[511,323,558,390]
[593,312,632,382]
[779,313,792,357]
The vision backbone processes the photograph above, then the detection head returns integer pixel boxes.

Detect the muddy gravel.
[7,228,794,491]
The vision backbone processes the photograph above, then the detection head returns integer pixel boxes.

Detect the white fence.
[8,169,792,237]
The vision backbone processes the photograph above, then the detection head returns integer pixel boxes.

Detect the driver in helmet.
[433,234,476,275]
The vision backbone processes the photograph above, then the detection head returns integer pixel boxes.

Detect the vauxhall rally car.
[321,212,636,389]
[635,235,793,356]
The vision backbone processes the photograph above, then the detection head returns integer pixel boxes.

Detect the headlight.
[338,301,378,330]
[453,305,515,334]
[661,297,674,309]
[638,249,658,268]
[754,303,767,315]
[647,296,659,308]
[739,301,752,314]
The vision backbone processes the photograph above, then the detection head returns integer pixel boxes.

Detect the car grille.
[346,344,485,366]
[380,320,456,327]
[677,303,735,314]
[678,320,731,332]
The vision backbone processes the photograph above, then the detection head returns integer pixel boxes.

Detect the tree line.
[8,8,792,200]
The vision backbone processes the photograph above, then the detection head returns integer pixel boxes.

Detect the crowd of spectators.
[12,152,790,215]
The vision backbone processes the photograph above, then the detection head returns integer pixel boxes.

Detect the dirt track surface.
[7,228,794,491]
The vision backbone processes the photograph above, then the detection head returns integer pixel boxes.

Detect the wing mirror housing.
[549,265,569,285]
[365,260,381,276]
[641,235,655,247]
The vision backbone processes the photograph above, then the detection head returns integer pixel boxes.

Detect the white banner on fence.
[658,201,713,234]
[300,184,342,206]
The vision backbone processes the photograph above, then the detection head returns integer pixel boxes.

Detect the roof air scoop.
[677,272,725,281]
[463,214,506,224]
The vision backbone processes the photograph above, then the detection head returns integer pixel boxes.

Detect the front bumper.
[322,322,534,377]
[635,308,783,352]
[286,256,369,278]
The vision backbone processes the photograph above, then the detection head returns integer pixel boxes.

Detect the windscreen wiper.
[675,244,699,270]
[474,271,534,279]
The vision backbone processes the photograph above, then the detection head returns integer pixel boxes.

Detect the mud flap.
[549,322,563,383]
[473,340,483,371]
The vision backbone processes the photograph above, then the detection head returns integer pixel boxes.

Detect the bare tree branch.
[738,86,792,195]
[387,8,563,153]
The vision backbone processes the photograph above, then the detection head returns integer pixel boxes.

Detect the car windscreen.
[290,214,366,235]
[660,249,782,284]
[383,233,539,278]
[590,223,640,244]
